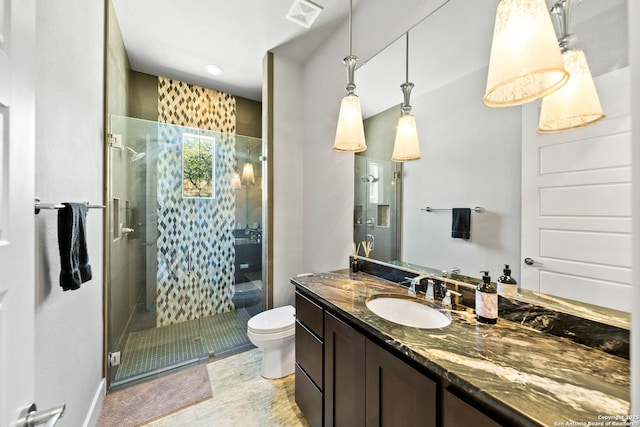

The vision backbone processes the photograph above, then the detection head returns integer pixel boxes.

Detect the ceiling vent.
[286,0,323,29]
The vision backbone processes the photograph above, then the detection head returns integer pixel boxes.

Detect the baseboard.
[83,378,106,427]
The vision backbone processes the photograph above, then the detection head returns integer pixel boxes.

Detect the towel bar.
[421,206,485,213]
[34,197,105,215]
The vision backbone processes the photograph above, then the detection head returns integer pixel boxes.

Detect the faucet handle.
[442,289,462,308]
[405,277,417,295]
[433,279,447,301]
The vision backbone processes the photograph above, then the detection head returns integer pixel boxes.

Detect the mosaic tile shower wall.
[156,77,237,326]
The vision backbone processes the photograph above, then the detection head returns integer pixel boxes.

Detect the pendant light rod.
[551,0,579,53]
[400,32,414,114]
[348,0,353,56]
[405,32,409,83]
[343,0,357,95]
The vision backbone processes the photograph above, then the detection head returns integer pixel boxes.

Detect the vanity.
[291,262,630,427]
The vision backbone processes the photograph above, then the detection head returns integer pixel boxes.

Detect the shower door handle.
[187,249,191,274]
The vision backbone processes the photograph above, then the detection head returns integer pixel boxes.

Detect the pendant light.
[537,0,605,133]
[483,0,569,107]
[332,0,366,152]
[392,33,421,162]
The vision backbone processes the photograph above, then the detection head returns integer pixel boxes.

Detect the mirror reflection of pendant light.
[483,0,570,107]
[332,0,366,152]
[537,0,605,133]
[241,148,255,185]
[392,32,421,162]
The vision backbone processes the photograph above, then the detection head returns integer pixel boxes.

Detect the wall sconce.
[392,32,421,162]
[332,0,366,153]
[537,0,605,133]
[483,0,569,107]
[241,149,255,185]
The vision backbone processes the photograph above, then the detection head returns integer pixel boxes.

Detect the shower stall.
[106,115,265,389]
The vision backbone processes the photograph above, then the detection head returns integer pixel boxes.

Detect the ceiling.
[112,0,627,105]
[112,0,360,101]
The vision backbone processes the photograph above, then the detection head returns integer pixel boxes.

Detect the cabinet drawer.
[296,291,323,338]
[443,388,503,427]
[296,321,323,389]
[295,363,323,427]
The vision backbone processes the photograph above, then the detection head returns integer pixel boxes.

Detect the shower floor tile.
[113,308,252,384]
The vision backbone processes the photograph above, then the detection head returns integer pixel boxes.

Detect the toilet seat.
[247,305,295,334]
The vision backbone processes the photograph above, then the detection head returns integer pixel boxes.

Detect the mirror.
[182,133,215,198]
[354,0,630,314]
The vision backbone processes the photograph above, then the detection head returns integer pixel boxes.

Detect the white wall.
[272,55,305,306]
[630,0,640,416]
[34,0,105,426]
[402,68,522,279]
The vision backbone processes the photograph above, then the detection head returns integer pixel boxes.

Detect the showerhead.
[360,175,378,183]
[123,146,146,162]
[131,151,146,162]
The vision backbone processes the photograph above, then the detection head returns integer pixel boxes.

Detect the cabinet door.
[324,312,366,427]
[366,340,437,427]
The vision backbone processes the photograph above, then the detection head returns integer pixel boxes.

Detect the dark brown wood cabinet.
[443,388,503,427]
[295,288,507,427]
[366,340,437,427]
[324,312,366,427]
[295,292,324,427]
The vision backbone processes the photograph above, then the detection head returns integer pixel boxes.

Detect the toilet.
[247,305,296,379]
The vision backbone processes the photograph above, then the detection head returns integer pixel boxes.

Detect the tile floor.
[114,308,252,384]
[143,348,309,427]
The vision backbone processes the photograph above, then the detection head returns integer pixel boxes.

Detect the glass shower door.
[106,116,264,389]
[354,155,401,263]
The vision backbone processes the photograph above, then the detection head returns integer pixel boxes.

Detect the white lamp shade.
[333,94,366,152]
[241,162,255,185]
[231,171,242,189]
[484,0,569,107]
[538,50,605,133]
[392,114,421,162]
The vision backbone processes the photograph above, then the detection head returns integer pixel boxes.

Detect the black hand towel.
[451,208,471,240]
[58,202,92,291]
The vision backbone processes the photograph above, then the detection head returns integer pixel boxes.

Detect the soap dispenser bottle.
[497,264,517,296]
[476,271,497,324]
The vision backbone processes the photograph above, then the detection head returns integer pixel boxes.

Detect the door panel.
[0,0,36,424]
[521,66,632,312]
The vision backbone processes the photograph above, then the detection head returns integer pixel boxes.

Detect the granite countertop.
[291,270,631,427]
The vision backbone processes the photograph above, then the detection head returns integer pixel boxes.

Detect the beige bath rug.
[97,363,212,426]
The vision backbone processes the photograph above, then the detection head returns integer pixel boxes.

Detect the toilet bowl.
[247,305,295,379]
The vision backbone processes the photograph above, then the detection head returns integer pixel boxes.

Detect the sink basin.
[365,294,451,329]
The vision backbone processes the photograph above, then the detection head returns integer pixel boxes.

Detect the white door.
[521,66,632,312]
[0,0,37,425]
